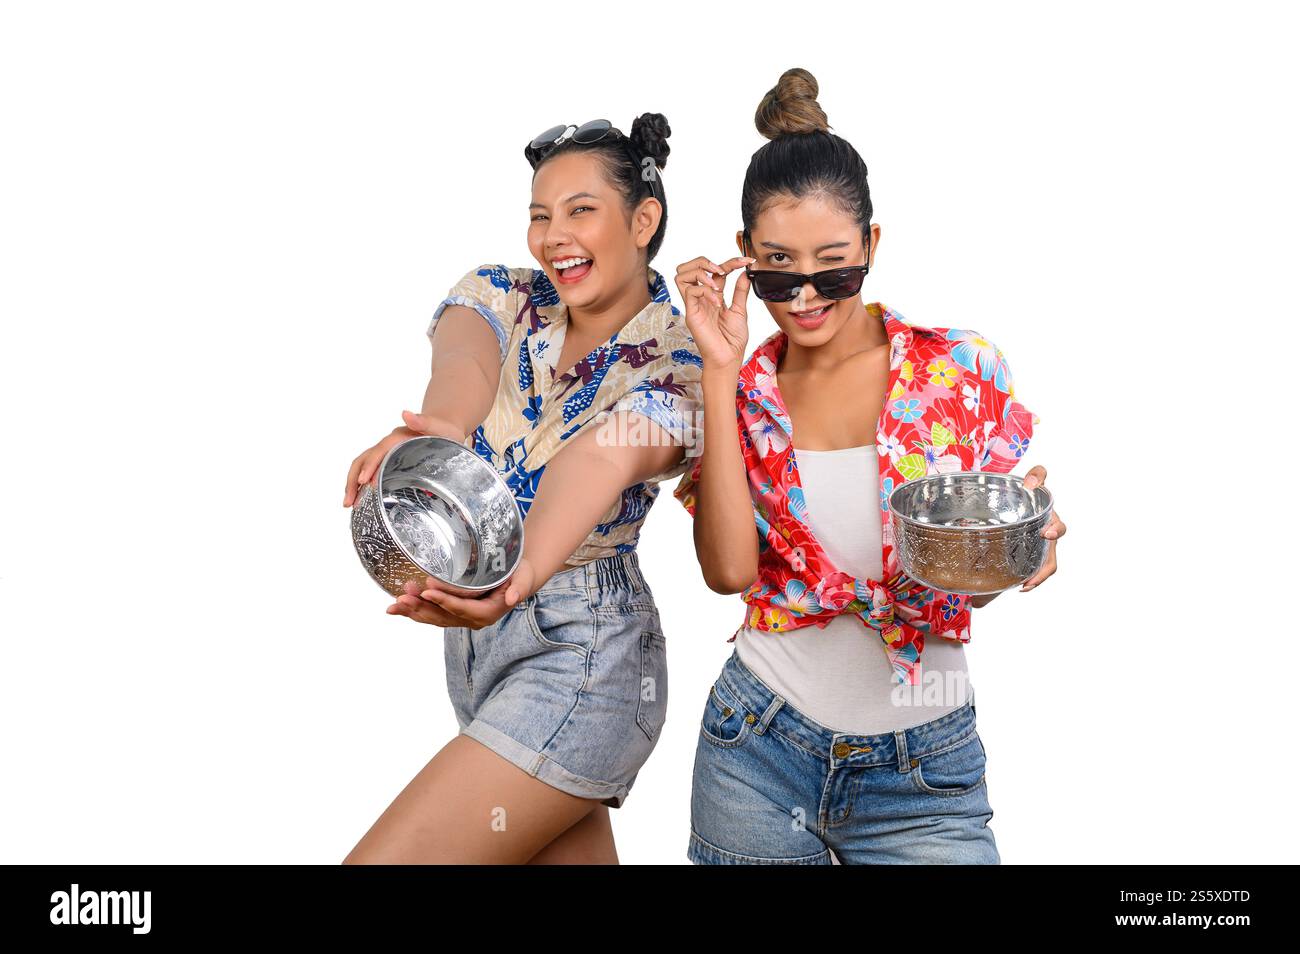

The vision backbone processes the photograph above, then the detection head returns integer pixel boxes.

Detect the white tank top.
[734,444,972,735]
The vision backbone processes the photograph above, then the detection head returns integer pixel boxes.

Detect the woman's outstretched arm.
[414,303,504,438]
[344,301,503,506]
[411,412,687,625]
[504,413,687,601]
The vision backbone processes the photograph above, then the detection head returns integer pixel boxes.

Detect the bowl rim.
[373,434,525,592]
[887,470,1054,532]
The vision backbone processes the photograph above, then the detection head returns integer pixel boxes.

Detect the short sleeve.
[976,335,1039,474]
[427,263,517,365]
[609,369,703,487]
[671,452,705,517]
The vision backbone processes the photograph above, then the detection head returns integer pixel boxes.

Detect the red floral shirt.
[674,303,1039,685]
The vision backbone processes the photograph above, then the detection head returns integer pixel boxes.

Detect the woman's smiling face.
[528,150,661,310]
[739,193,880,346]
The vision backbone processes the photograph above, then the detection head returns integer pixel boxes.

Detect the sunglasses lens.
[573,119,612,143]
[530,124,569,149]
[749,272,802,302]
[814,267,868,300]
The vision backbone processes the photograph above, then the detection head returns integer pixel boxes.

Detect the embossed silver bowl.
[888,472,1053,595]
[350,436,524,598]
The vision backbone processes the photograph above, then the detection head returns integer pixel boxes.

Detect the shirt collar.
[529,265,677,384]
[743,302,910,429]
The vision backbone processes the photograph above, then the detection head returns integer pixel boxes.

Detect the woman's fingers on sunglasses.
[685,282,722,310]
[717,255,756,273]
[675,262,720,292]
[729,269,751,312]
[694,267,720,291]
[676,257,724,280]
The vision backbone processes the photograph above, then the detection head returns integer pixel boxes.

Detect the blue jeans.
[689,648,999,864]
[443,551,667,809]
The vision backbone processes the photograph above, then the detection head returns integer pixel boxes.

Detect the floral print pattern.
[431,264,704,567]
[674,303,1038,685]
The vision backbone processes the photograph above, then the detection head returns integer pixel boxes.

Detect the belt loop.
[630,551,648,596]
[754,694,783,734]
[895,729,911,773]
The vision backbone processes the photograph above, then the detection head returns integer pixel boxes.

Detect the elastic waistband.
[536,550,649,598]
[717,648,978,771]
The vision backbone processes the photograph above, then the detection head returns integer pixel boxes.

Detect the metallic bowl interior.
[351,436,524,597]
[888,472,1053,595]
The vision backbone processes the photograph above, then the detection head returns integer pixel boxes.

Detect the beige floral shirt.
[429,263,704,567]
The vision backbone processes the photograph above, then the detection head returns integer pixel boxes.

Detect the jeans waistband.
[717,648,979,772]
[536,551,649,598]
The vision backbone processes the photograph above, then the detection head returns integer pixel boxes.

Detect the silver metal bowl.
[888,472,1053,595]
[350,435,525,598]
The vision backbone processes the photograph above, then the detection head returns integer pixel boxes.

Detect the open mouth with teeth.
[553,256,593,283]
[791,303,831,324]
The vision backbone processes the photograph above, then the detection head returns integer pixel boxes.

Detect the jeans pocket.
[910,731,987,797]
[699,680,753,748]
[525,587,595,656]
[635,626,668,744]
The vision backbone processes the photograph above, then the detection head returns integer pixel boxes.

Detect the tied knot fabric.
[674,303,1039,686]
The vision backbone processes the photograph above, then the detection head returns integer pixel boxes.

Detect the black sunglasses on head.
[525,119,662,203]
[742,230,872,302]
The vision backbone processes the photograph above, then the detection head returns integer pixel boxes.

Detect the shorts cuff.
[461,719,631,808]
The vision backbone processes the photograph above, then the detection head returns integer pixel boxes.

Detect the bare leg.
[526,804,618,864]
[343,734,604,864]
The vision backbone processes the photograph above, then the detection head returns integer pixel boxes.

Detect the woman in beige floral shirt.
[341,115,703,864]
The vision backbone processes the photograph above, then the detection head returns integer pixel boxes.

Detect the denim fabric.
[443,551,667,808]
[689,648,999,864]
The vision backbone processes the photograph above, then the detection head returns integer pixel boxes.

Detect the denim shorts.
[442,551,667,809]
[689,648,999,864]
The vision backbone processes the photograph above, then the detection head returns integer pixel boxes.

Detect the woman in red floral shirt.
[672,68,1068,865]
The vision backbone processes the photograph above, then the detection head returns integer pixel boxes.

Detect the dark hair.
[529,113,671,262]
[743,68,872,257]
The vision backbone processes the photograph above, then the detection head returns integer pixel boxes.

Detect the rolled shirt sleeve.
[975,334,1038,474]
[428,264,517,365]
[597,321,704,487]
[671,450,705,518]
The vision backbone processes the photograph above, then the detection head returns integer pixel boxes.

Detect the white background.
[2,0,1294,864]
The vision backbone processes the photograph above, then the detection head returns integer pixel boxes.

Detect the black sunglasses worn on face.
[742,230,872,302]
[525,119,662,203]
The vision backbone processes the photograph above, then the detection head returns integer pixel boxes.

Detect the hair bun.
[629,112,672,170]
[755,67,829,139]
